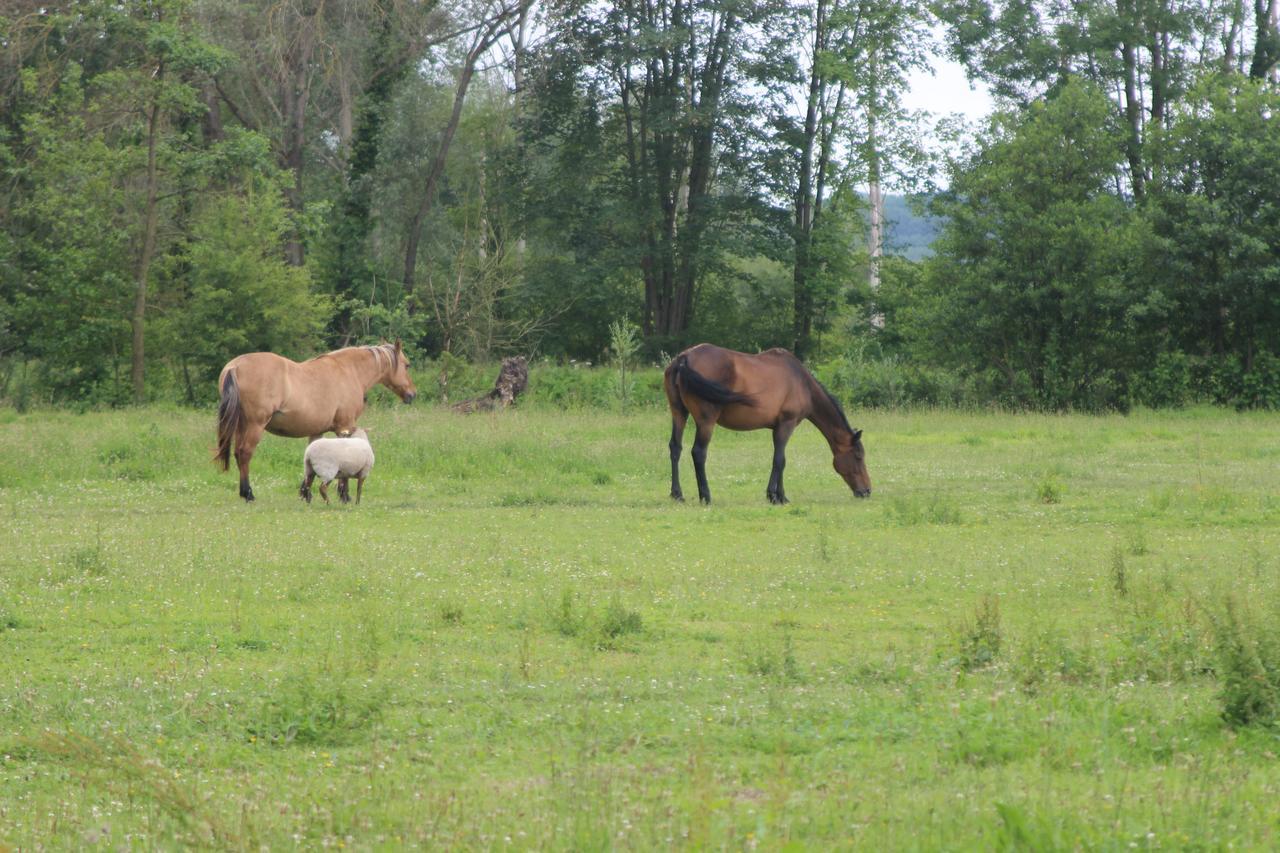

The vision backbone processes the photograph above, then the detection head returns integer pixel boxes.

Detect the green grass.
[2,404,1280,848]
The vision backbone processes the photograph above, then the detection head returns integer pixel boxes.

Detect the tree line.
[1,0,1278,410]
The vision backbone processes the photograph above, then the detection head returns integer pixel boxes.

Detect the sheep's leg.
[356,476,364,505]
[299,458,315,503]
[338,476,351,504]
[299,436,322,501]
[319,479,331,504]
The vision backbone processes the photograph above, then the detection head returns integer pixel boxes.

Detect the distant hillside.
[863,194,943,261]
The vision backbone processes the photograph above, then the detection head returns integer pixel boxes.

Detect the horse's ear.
[853,429,863,440]
[394,338,403,352]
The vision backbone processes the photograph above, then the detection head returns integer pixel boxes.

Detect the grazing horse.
[664,344,871,505]
[215,341,416,501]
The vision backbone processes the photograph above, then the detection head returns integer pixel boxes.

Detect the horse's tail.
[214,369,242,471]
[673,354,751,407]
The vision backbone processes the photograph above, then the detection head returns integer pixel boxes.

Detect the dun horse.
[215,341,416,501]
[664,344,871,504]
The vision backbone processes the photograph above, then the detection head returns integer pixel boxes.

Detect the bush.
[814,356,975,408]
[955,595,1002,671]
[1211,596,1280,728]
[246,672,384,746]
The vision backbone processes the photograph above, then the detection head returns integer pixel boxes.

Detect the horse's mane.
[362,343,398,371]
[314,343,398,372]
[814,378,856,436]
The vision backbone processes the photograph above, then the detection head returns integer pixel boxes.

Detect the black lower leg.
[767,451,787,504]
[669,425,684,501]
[692,442,710,504]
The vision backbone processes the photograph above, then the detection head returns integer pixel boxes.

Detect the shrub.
[814,356,974,409]
[1210,596,1280,728]
[1035,476,1062,504]
[246,673,384,746]
[955,595,1002,671]
[592,594,644,650]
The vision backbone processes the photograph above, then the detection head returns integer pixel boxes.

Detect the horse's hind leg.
[669,410,688,501]
[767,420,798,505]
[235,423,265,502]
[355,476,364,505]
[691,415,717,505]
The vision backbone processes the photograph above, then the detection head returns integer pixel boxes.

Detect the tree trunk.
[792,0,825,356]
[1121,35,1146,199]
[132,80,163,404]
[1250,0,1280,79]
[867,50,883,313]
[201,82,223,144]
[403,46,480,291]
[281,11,318,267]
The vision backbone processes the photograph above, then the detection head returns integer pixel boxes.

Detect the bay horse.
[664,344,871,504]
[215,341,416,501]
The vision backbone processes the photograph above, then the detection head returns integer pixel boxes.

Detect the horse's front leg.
[331,417,359,503]
[767,421,797,505]
[691,418,716,505]
[235,423,266,502]
[669,411,688,501]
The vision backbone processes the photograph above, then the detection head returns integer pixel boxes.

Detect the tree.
[401,0,532,292]
[1140,74,1280,404]
[908,80,1144,409]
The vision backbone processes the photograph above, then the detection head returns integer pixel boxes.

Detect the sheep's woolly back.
[303,431,375,483]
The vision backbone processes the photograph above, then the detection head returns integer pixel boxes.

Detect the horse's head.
[833,429,871,498]
[383,339,417,404]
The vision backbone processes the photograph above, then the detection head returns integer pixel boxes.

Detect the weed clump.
[1035,476,1061,504]
[956,595,1002,671]
[596,595,643,645]
[745,633,803,684]
[550,589,643,650]
[246,673,384,746]
[1110,544,1129,597]
[888,493,962,526]
[439,602,464,625]
[1210,596,1280,728]
[552,588,581,637]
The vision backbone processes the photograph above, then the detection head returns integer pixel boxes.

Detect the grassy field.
[2,402,1279,849]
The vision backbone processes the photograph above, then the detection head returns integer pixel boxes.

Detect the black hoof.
[240,484,255,502]
[767,493,788,505]
[699,495,711,505]
[671,492,684,502]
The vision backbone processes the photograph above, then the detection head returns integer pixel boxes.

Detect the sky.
[902,55,996,122]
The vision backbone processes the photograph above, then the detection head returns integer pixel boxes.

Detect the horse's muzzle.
[403,392,416,404]
[855,488,871,499]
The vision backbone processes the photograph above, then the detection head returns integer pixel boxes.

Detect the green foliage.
[158,174,327,396]
[910,79,1142,411]
[246,672,384,746]
[608,317,641,408]
[1035,475,1062,505]
[1211,596,1280,728]
[955,595,1002,671]
[1142,77,1280,410]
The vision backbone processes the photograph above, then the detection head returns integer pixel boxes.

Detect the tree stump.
[451,356,529,413]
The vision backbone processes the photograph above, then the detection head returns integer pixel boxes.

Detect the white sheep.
[299,428,374,505]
